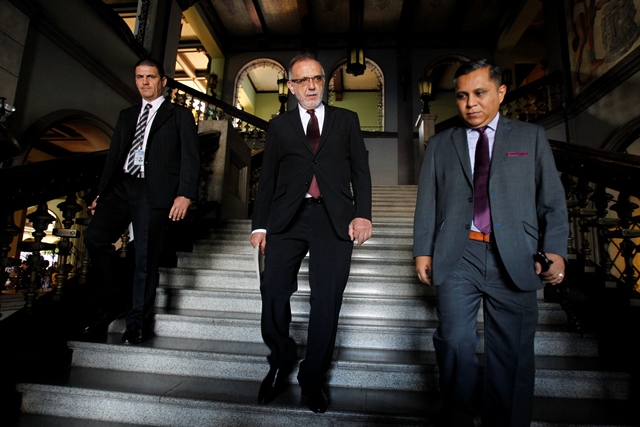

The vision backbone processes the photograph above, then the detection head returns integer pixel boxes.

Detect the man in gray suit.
[413,59,568,426]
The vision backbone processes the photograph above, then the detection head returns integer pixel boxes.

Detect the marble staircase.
[14,185,634,426]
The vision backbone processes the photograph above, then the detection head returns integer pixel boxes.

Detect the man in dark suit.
[84,58,200,345]
[250,53,372,413]
[413,59,568,426]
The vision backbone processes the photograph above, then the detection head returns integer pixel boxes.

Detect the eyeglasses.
[290,75,324,85]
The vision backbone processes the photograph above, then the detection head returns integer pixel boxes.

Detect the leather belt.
[469,230,492,242]
[305,196,323,204]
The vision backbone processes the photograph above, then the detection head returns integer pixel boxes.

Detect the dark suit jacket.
[98,101,200,208]
[252,104,372,240]
[413,115,568,290]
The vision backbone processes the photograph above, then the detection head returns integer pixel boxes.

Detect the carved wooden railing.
[551,140,640,300]
[165,78,268,210]
[1,152,106,312]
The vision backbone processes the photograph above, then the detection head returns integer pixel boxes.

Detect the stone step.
[175,252,417,277]
[16,374,634,427]
[160,268,431,297]
[68,337,438,392]
[153,283,573,327]
[190,239,414,257]
[62,336,627,400]
[17,369,435,426]
[101,307,597,359]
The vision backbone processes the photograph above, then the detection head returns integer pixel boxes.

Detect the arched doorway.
[420,55,469,123]
[327,59,384,131]
[14,109,113,165]
[233,59,287,122]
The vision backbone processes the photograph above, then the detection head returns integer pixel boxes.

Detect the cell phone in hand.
[534,251,553,272]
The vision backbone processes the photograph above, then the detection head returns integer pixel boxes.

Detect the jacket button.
[468,197,473,203]
[313,160,318,164]
[465,224,470,230]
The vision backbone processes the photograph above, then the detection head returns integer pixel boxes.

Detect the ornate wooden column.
[52,194,82,297]
[18,204,55,312]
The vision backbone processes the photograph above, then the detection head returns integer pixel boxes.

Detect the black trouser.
[260,199,354,389]
[84,175,169,330]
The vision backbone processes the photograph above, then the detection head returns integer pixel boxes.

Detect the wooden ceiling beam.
[243,0,266,34]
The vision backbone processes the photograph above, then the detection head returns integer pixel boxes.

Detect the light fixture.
[418,77,432,114]
[277,76,289,114]
[346,47,366,77]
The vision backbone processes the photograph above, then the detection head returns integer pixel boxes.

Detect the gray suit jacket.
[413,115,568,291]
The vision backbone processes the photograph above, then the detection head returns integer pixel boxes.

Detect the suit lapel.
[319,104,335,152]
[490,116,513,179]
[123,105,141,147]
[148,100,174,143]
[452,126,473,185]
[287,106,318,155]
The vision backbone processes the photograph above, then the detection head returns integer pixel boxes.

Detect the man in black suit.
[250,53,372,413]
[413,59,568,426]
[84,58,200,344]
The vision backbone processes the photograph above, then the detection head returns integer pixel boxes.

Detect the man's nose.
[466,96,476,107]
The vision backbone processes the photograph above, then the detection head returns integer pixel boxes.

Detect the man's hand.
[250,232,266,255]
[88,197,98,216]
[535,252,565,285]
[415,255,433,285]
[169,196,191,221]
[349,217,372,246]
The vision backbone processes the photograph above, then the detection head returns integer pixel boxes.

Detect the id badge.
[133,150,145,165]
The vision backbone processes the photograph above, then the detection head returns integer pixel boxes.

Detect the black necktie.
[125,103,152,177]
[473,126,491,233]
[306,109,321,198]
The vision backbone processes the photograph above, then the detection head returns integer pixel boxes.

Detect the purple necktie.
[306,109,321,198]
[473,126,491,233]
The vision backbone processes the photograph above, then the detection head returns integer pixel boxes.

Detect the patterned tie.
[306,109,321,198]
[125,103,152,177]
[473,126,491,233]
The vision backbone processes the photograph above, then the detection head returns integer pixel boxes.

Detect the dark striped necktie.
[473,126,491,233]
[125,103,152,177]
[306,109,321,198]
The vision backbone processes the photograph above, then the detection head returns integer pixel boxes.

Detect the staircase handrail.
[165,78,269,131]
[549,139,640,199]
[1,151,107,214]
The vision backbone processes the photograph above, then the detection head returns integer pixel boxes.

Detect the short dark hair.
[134,57,165,79]
[453,59,502,88]
[288,53,325,80]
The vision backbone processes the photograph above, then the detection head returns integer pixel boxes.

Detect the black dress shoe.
[258,366,292,404]
[81,308,124,336]
[121,327,143,344]
[301,387,329,413]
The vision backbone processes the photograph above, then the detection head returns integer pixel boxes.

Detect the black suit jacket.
[252,104,372,240]
[98,100,200,208]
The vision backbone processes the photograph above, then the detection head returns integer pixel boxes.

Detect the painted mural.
[566,0,640,94]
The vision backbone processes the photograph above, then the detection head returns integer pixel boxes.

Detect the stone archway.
[14,109,113,166]
[327,58,384,132]
[233,59,287,121]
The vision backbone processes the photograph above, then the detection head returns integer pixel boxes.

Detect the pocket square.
[507,152,528,157]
